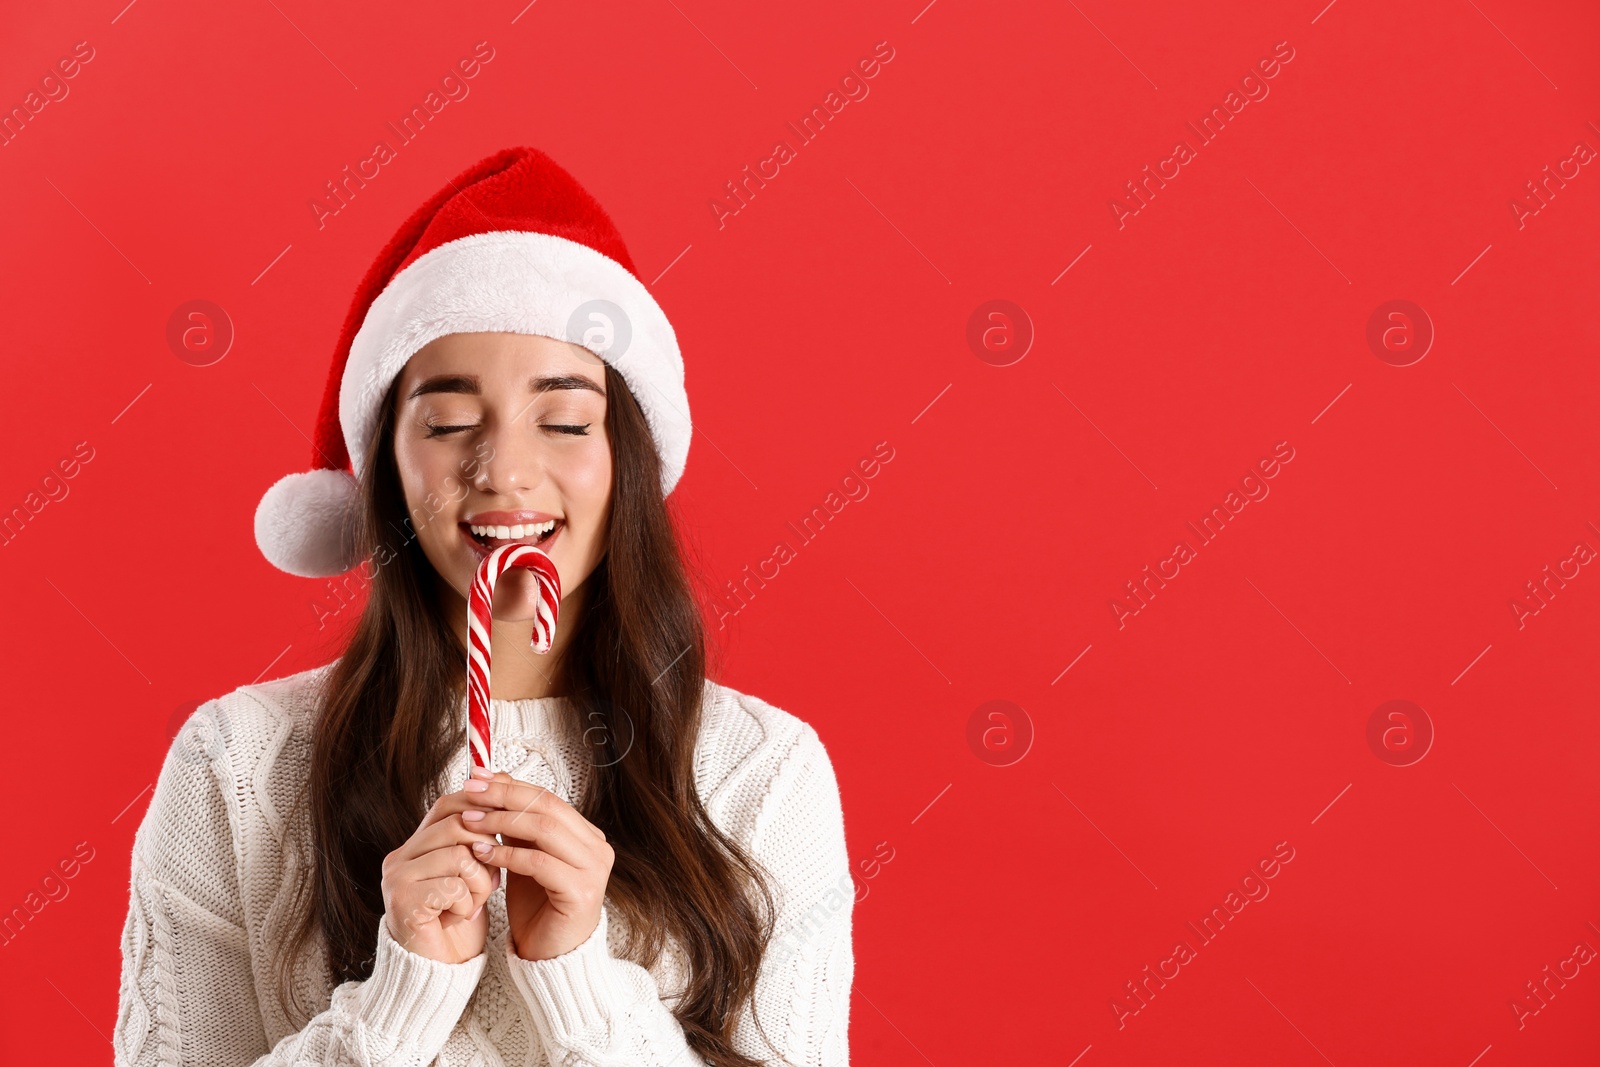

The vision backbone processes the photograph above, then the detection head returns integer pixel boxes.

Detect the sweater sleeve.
[113,702,487,1067]
[503,723,855,1066]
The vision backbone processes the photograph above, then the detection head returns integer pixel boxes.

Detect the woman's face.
[392,331,612,622]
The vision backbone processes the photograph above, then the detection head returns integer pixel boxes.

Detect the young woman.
[113,148,855,1066]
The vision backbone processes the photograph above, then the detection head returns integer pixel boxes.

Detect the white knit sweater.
[113,662,855,1066]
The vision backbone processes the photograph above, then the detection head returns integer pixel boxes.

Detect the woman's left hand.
[461,768,614,961]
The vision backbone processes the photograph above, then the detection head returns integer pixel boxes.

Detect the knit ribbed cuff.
[360,916,486,1053]
[504,906,626,1047]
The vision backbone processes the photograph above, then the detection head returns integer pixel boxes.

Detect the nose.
[470,420,543,494]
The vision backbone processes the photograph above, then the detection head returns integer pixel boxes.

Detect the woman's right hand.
[380,787,503,964]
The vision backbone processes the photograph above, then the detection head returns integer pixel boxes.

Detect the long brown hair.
[274,360,787,1065]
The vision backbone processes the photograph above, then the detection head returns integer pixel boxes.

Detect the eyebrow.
[406,373,605,401]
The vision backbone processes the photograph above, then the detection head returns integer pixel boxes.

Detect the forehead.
[399,332,606,393]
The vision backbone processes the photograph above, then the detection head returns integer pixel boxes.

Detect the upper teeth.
[470,520,556,539]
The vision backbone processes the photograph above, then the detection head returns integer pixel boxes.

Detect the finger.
[448,844,501,906]
[448,859,502,914]
[470,808,601,870]
[419,774,536,831]
[469,772,609,845]
[419,787,495,832]
[416,851,502,921]
[405,874,478,921]
[462,773,552,816]
[478,841,589,899]
[393,810,500,865]
[398,842,488,884]
[401,843,497,899]
[483,771,601,844]
[491,772,608,843]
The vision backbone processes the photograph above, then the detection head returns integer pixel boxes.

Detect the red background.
[2,1,1597,1063]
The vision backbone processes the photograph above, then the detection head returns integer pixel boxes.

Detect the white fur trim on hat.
[254,468,362,578]
[342,230,691,496]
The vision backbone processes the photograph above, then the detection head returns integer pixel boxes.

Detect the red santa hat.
[254,146,691,578]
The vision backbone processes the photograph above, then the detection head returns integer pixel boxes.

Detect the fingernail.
[470,766,494,780]
[471,902,484,919]
[465,778,488,792]
[472,840,493,856]
[462,809,485,822]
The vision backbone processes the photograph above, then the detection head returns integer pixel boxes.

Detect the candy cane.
[466,543,562,774]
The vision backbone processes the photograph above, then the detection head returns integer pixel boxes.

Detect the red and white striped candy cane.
[466,543,562,774]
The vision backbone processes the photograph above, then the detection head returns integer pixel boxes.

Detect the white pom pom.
[254,468,363,577]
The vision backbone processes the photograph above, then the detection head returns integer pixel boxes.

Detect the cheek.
[563,438,614,504]
[394,441,457,515]
[393,442,424,502]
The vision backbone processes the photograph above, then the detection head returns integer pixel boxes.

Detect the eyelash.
[425,424,591,438]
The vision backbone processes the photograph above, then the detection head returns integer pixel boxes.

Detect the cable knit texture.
[112,662,855,1066]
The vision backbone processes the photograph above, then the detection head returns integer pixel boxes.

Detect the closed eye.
[425,423,592,438]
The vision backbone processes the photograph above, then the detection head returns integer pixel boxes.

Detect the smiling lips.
[460,511,563,558]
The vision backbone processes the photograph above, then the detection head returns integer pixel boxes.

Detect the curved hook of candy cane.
[465,543,564,774]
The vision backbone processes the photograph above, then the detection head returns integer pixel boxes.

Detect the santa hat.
[254,146,691,578]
